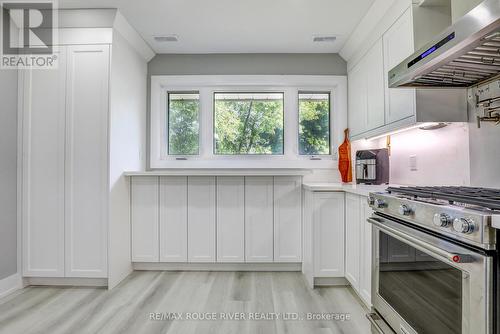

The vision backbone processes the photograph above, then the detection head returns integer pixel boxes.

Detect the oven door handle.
[368,217,474,264]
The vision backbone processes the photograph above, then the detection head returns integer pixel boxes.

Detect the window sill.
[148,159,338,170]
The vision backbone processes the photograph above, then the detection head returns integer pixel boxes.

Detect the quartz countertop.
[302,183,390,197]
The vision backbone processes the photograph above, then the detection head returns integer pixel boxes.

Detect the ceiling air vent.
[153,35,178,42]
[313,36,337,43]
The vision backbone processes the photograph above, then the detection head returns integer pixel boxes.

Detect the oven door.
[369,215,494,334]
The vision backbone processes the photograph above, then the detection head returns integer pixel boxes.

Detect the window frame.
[213,91,285,156]
[150,75,347,169]
[298,91,332,156]
[166,91,201,156]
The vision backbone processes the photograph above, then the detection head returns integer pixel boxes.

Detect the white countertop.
[124,168,313,177]
[302,183,390,197]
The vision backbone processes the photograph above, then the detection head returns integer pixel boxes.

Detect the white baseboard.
[23,277,108,287]
[0,273,23,300]
[133,262,302,272]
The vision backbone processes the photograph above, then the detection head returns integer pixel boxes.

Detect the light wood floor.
[0,271,371,334]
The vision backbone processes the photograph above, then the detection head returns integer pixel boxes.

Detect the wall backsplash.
[351,123,471,186]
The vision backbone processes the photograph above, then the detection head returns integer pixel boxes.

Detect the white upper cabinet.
[383,8,416,124]
[217,177,245,263]
[187,177,216,262]
[22,49,67,277]
[245,177,274,263]
[160,176,188,262]
[348,39,385,137]
[65,44,110,278]
[274,176,302,263]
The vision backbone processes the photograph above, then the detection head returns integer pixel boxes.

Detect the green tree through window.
[168,92,200,155]
[299,92,331,155]
[214,93,284,155]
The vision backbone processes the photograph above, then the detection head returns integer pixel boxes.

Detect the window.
[167,92,200,155]
[214,92,284,155]
[298,92,331,155]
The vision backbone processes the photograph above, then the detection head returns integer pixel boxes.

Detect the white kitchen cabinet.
[131,177,159,262]
[159,176,188,262]
[274,176,302,262]
[217,177,245,263]
[188,177,216,262]
[344,193,373,307]
[345,193,361,290]
[359,199,373,306]
[348,39,385,137]
[383,7,416,124]
[64,45,110,278]
[303,189,345,286]
[22,49,67,277]
[245,177,274,262]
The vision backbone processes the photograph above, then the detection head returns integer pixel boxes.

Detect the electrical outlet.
[409,155,417,171]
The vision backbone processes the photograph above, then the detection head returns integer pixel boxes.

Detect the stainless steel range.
[366,186,500,334]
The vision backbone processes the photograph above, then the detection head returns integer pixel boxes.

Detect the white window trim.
[150,75,347,169]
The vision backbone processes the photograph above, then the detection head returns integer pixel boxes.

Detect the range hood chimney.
[389,0,500,88]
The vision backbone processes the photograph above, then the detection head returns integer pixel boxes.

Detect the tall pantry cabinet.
[20,10,154,286]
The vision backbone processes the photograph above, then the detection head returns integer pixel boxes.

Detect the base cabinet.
[131,176,303,265]
[302,190,345,287]
[345,193,373,307]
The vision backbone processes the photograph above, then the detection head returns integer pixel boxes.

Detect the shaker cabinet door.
[65,44,110,278]
[345,193,361,289]
[245,177,274,262]
[22,48,67,277]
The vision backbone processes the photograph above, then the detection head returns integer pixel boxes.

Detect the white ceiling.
[59,0,376,54]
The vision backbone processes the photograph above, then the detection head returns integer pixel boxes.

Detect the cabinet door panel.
[274,176,302,262]
[65,45,109,278]
[383,8,416,123]
[187,177,216,262]
[348,61,367,136]
[245,177,274,262]
[360,199,373,306]
[365,39,386,130]
[345,193,361,289]
[22,48,66,277]
[131,177,159,262]
[160,176,188,262]
[313,192,345,277]
[217,177,245,263]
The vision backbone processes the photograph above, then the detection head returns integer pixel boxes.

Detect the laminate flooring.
[0,271,371,334]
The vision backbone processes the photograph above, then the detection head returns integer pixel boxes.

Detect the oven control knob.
[433,213,452,227]
[398,204,412,216]
[453,218,475,234]
[367,197,375,206]
[374,199,387,208]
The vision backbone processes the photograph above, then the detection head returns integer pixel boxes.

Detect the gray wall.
[148,53,347,76]
[0,69,18,280]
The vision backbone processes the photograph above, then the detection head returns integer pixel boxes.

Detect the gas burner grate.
[386,186,500,210]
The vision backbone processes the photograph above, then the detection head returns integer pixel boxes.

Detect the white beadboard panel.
[187,177,216,262]
[131,177,159,262]
[159,176,188,262]
[216,177,245,263]
[65,45,109,278]
[245,177,274,263]
[22,48,66,277]
[313,192,345,277]
[273,176,302,262]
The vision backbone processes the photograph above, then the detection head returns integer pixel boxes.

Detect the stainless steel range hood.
[389,0,500,88]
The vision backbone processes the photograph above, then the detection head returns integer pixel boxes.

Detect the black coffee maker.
[355,149,389,185]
